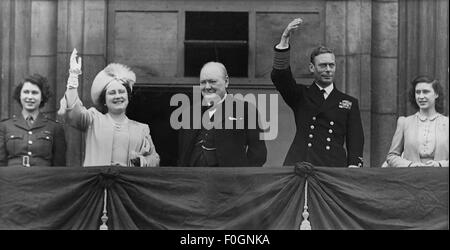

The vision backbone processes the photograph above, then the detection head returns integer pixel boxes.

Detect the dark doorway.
[127,87,193,166]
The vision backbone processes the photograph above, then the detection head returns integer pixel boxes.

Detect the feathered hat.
[91,63,136,106]
[57,63,136,116]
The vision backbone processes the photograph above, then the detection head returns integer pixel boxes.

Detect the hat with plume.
[91,63,136,106]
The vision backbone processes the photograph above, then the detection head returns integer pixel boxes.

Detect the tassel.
[99,188,109,230]
[300,180,311,230]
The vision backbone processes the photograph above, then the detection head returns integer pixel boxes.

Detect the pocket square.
[339,100,352,109]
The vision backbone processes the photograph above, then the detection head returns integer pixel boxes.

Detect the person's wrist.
[67,74,79,89]
[69,68,82,75]
[276,41,289,50]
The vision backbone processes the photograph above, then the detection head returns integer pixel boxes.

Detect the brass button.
[46,136,50,140]
[330,121,334,126]
[327,137,331,142]
[28,140,33,145]
[28,152,32,156]
[310,125,315,130]
[312,116,316,121]
[28,131,32,135]
[309,134,313,138]
[307,143,312,147]
[326,145,330,150]
[329,129,333,133]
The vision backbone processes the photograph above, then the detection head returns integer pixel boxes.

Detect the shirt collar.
[217,93,227,106]
[205,93,227,107]
[22,111,39,121]
[315,83,334,95]
[417,112,440,121]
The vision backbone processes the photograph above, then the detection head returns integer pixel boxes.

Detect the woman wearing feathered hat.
[58,49,159,167]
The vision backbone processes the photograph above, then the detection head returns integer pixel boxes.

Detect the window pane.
[185,11,249,77]
[185,12,248,41]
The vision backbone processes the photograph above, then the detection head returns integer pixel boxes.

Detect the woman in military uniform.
[0,74,66,167]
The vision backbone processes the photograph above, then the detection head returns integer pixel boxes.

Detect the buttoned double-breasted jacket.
[271,47,364,167]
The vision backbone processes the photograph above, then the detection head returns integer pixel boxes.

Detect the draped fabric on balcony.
[0,165,447,230]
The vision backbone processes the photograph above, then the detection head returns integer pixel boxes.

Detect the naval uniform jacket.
[271,46,364,167]
[0,113,66,166]
[177,95,267,167]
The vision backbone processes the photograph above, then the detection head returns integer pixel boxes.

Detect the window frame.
[107,0,324,88]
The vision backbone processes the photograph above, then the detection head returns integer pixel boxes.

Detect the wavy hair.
[408,75,444,114]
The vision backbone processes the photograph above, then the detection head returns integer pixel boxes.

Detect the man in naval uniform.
[271,18,364,168]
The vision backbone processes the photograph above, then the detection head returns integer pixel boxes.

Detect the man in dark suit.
[178,62,267,167]
[271,18,364,168]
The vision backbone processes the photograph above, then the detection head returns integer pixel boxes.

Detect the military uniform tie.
[26,116,34,128]
[320,89,326,100]
[319,89,326,106]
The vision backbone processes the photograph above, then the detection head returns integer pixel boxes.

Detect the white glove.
[67,48,82,89]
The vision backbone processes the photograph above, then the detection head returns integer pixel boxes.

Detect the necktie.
[318,89,326,106]
[320,89,326,100]
[26,116,34,128]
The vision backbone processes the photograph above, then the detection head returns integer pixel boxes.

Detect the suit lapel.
[208,95,233,127]
[320,87,341,113]
[183,105,202,150]
[31,113,47,130]
[13,114,29,130]
[210,103,225,127]
[307,83,325,108]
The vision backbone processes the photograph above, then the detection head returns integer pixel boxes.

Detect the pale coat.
[386,113,449,167]
[66,99,159,167]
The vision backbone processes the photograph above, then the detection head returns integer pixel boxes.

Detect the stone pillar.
[371,0,398,168]
[56,0,107,166]
[0,0,32,118]
[29,1,58,115]
[326,0,372,167]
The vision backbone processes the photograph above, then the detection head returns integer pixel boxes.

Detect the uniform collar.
[208,93,228,118]
[315,82,334,96]
[13,112,47,130]
[21,110,39,121]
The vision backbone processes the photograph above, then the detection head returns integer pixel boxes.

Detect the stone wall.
[1,0,448,167]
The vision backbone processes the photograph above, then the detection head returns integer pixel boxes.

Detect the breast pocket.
[36,133,53,158]
[6,134,24,155]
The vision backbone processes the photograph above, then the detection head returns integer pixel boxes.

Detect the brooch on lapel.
[339,100,352,109]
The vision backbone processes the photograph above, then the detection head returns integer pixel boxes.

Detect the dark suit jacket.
[0,113,66,166]
[177,95,267,167]
[271,48,364,167]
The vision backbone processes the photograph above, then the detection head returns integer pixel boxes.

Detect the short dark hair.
[310,46,334,64]
[408,75,444,114]
[13,73,52,108]
[97,83,132,113]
